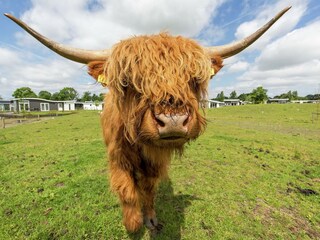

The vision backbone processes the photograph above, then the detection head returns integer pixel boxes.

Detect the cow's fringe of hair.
[89,33,222,146]
[105,33,212,109]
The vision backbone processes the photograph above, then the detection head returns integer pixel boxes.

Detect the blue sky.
[0,0,319,99]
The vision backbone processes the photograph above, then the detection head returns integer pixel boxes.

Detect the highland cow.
[5,7,290,233]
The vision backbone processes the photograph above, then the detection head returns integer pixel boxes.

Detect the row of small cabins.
[0,98,103,112]
[0,98,319,112]
[207,98,319,108]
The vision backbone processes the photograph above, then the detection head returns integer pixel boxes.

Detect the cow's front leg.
[139,177,163,233]
[110,164,143,232]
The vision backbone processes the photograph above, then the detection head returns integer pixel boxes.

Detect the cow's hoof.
[150,223,164,237]
[144,215,163,234]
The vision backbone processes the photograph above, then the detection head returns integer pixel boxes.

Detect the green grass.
[0,105,319,239]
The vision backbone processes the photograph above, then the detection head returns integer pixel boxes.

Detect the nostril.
[155,115,165,127]
[183,116,190,127]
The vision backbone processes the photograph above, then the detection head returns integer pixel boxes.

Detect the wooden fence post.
[2,117,5,129]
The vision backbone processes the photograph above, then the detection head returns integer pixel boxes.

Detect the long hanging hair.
[106,33,212,106]
[88,33,223,145]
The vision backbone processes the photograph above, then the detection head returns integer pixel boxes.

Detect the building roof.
[268,98,289,101]
[224,99,241,102]
[0,100,12,104]
[207,99,225,104]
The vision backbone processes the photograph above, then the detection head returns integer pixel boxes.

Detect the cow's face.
[89,34,223,148]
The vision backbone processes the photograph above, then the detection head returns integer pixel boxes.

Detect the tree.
[81,91,92,102]
[91,93,104,102]
[12,87,37,98]
[238,93,252,102]
[38,90,52,100]
[292,91,298,100]
[251,86,268,104]
[99,93,105,101]
[306,94,320,100]
[216,91,225,102]
[51,92,61,100]
[275,90,299,101]
[92,93,98,102]
[57,87,78,100]
[229,90,237,99]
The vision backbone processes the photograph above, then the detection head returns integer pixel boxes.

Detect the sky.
[0,0,319,99]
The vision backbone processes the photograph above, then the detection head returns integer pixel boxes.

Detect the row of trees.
[215,87,269,104]
[214,87,319,104]
[11,87,104,102]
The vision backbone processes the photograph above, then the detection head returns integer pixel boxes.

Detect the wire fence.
[0,112,75,129]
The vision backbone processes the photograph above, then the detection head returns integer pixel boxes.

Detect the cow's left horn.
[205,6,291,59]
[4,13,111,64]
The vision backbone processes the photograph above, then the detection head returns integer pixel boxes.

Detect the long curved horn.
[4,13,111,64]
[205,7,291,59]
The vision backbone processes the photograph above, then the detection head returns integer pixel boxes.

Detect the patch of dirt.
[4,209,13,216]
[253,200,274,225]
[253,199,320,239]
[287,182,318,196]
[296,187,318,196]
[280,208,320,239]
[200,220,215,237]
[44,207,53,216]
[55,182,65,188]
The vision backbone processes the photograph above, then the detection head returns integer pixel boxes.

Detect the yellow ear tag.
[210,68,215,76]
[97,74,106,84]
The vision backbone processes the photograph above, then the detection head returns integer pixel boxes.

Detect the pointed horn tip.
[281,6,292,14]
[274,6,291,20]
[4,13,13,18]
[4,13,17,22]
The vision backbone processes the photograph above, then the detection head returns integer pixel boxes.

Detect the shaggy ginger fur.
[88,33,223,233]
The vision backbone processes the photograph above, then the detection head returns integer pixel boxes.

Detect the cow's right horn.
[4,13,111,64]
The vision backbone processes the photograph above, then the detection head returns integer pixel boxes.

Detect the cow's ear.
[87,61,108,86]
[210,56,223,77]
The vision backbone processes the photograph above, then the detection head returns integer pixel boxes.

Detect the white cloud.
[106,0,227,36]
[1,0,229,99]
[235,19,320,96]
[235,0,308,51]
[0,47,101,98]
[0,48,20,65]
[255,20,320,70]
[228,60,249,72]
[18,0,227,49]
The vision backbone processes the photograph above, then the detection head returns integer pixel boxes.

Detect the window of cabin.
[40,103,50,111]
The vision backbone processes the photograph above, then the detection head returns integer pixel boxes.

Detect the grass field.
[0,104,319,239]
